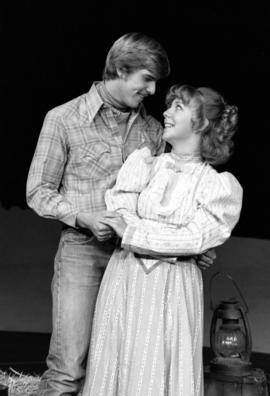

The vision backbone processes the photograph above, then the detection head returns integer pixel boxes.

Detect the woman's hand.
[100,215,127,239]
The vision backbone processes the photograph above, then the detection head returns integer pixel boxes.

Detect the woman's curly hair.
[197,87,238,165]
[165,84,238,165]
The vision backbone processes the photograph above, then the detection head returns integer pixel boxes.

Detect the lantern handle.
[239,305,252,361]
[210,271,249,313]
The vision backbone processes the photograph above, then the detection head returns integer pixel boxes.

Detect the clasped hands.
[76,210,127,242]
[76,210,216,270]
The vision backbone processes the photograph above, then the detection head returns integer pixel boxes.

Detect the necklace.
[170,150,202,163]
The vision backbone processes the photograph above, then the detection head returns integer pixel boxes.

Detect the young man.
[27,32,214,395]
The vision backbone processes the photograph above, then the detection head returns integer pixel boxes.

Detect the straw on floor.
[0,368,40,396]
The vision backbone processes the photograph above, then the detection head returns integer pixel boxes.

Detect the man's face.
[118,69,157,109]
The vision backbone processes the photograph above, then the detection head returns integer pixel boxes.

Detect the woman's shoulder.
[203,165,243,196]
[126,146,152,162]
[127,146,166,166]
[122,147,160,177]
[116,147,155,187]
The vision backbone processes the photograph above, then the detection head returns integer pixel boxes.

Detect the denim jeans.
[38,227,115,395]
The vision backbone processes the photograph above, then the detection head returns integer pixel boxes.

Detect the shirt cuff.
[57,202,79,228]
[121,224,137,250]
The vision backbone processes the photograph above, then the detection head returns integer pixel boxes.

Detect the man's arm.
[27,110,119,240]
[26,110,80,226]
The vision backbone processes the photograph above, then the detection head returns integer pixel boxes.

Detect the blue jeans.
[38,227,115,395]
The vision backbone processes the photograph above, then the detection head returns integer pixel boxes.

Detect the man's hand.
[100,215,127,239]
[196,248,217,271]
[76,211,120,241]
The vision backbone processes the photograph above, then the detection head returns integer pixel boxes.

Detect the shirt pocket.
[72,141,113,180]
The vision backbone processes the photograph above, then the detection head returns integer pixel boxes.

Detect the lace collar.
[170,150,202,164]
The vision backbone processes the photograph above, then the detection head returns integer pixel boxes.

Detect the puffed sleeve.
[121,170,243,256]
[105,147,154,225]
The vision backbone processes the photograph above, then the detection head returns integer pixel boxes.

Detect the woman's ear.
[194,118,209,134]
[200,118,209,132]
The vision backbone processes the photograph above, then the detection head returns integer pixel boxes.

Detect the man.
[27,32,215,395]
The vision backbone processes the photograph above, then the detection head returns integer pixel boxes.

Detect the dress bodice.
[138,152,207,226]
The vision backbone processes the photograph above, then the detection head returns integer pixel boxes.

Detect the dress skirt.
[82,248,204,396]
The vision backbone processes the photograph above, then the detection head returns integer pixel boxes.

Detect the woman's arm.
[105,146,155,225]
[113,172,243,257]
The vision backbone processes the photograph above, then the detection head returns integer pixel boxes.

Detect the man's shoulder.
[47,92,88,120]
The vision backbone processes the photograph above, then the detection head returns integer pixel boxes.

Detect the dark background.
[2,2,270,239]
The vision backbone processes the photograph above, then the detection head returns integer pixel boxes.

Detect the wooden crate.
[204,366,268,396]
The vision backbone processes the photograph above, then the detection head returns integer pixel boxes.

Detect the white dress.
[82,147,243,396]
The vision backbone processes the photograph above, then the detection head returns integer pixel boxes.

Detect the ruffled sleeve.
[121,170,243,256]
[105,147,154,225]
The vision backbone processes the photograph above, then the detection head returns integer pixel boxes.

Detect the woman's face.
[163,98,194,144]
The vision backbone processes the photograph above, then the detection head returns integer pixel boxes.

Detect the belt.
[62,224,93,237]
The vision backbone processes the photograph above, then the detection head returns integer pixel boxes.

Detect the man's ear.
[116,67,128,80]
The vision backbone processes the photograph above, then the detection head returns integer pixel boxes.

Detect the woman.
[82,85,243,396]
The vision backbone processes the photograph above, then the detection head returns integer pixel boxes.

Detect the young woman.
[82,85,243,396]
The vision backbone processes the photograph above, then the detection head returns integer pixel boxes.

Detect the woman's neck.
[171,137,200,157]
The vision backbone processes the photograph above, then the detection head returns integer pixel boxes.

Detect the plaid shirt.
[26,83,165,227]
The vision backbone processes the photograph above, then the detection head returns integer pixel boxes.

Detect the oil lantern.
[209,272,253,377]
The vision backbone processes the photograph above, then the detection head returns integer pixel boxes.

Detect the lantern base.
[210,357,253,377]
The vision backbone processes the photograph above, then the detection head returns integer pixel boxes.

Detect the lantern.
[209,272,252,377]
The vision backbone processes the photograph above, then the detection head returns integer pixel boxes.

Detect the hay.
[0,369,85,395]
[0,368,40,396]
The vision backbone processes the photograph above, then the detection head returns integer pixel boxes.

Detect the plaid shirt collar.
[84,82,148,125]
